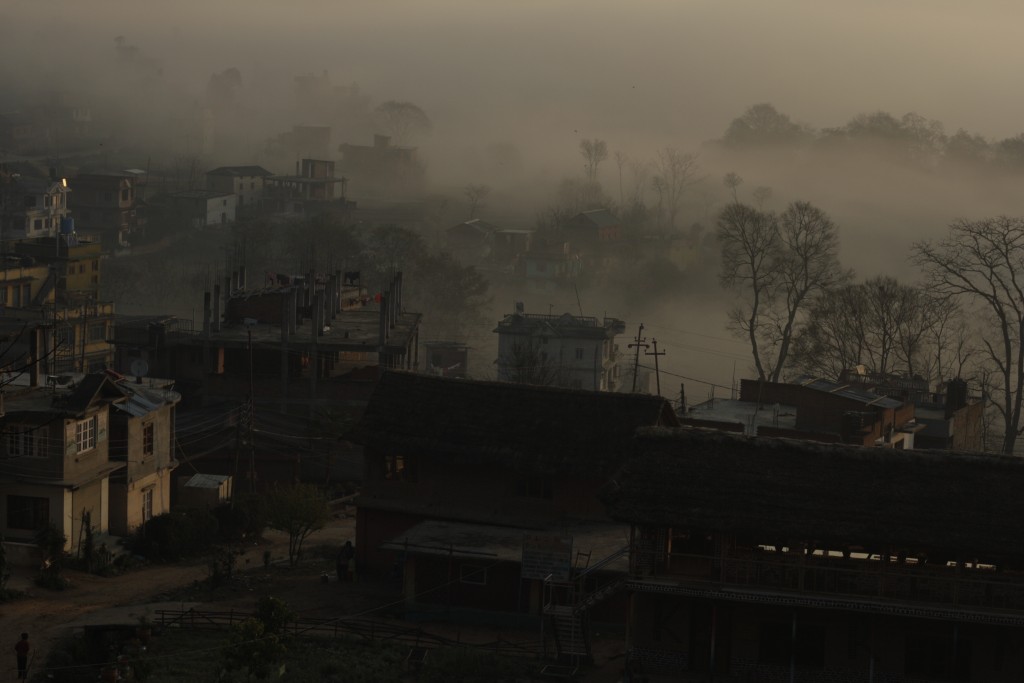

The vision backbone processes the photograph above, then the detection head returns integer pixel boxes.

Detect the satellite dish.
[130,359,149,378]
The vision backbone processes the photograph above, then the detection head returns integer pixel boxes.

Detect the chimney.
[679,383,687,416]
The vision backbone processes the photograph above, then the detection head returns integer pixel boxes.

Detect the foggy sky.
[5,0,1023,392]
[5,0,1024,154]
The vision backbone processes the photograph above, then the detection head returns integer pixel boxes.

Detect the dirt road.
[0,519,356,680]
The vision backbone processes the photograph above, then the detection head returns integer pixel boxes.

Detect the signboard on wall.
[521,534,573,581]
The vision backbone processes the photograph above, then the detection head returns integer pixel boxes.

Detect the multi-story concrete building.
[494,310,625,392]
[0,373,179,550]
[0,171,70,241]
[205,165,273,215]
[68,173,143,248]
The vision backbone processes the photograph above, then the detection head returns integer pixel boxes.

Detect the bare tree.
[579,139,608,182]
[374,101,431,145]
[614,151,627,207]
[790,278,963,386]
[464,183,490,219]
[499,341,564,386]
[654,148,700,230]
[723,172,743,204]
[720,201,846,381]
[628,160,651,211]
[766,201,849,380]
[752,186,773,209]
[718,203,780,380]
[914,216,1024,454]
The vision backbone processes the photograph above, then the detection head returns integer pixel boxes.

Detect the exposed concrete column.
[212,284,221,333]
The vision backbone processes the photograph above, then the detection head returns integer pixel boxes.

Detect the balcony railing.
[630,547,1024,612]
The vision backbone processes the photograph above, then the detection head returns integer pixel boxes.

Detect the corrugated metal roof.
[184,473,230,489]
[795,375,903,409]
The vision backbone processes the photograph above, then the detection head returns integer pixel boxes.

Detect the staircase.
[542,545,629,664]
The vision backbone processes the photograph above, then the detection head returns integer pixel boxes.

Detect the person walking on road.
[14,633,29,680]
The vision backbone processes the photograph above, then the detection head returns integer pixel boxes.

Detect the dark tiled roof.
[603,427,1024,561]
[352,371,678,476]
[206,165,273,177]
[571,209,619,229]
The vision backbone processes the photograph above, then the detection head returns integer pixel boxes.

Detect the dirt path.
[0,519,357,680]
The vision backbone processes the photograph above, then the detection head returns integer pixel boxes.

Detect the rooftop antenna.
[574,284,584,317]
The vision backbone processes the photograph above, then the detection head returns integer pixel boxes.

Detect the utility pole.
[628,323,648,393]
[645,338,666,396]
[247,327,256,494]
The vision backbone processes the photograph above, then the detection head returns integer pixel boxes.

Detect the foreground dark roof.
[352,371,677,475]
[603,427,1024,561]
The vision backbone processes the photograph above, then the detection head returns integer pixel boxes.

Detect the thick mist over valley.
[4,0,1024,400]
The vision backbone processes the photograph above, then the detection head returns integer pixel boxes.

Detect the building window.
[0,287,6,305]
[575,347,584,360]
[7,495,48,531]
[11,286,19,308]
[142,488,154,523]
[88,323,107,342]
[6,428,39,458]
[382,453,416,482]
[142,423,154,456]
[92,260,99,271]
[32,218,42,231]
[75,416,97,453]
[67,266,75,275]
[78,264,85,274]
[570,379,583,390]
[459,564,487,586]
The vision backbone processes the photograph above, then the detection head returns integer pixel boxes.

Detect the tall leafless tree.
[766,201,849,380]
[719,201,846,382]
[654,148,700,230]
[723,172,743,204]
[579,139,608,182]
[718,203,780,380]
[464,183,490,219]
[914,216,1024,454]
[374,101,431,145]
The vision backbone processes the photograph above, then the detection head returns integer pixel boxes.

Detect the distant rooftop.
[207,165,273,177]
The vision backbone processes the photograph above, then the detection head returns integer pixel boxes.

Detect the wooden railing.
[629,548,1024,611]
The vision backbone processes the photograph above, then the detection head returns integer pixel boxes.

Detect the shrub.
[128,508,219,560]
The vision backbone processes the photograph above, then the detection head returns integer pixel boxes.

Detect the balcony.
[629,546,1024,615]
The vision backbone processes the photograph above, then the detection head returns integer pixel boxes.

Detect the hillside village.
[4,41,1024,683]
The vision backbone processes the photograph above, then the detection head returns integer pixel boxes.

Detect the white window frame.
[7,428,40,458]
[75,416,97,454]
[141,487,154,522]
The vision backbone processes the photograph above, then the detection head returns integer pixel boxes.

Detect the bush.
[128,509,219,561]
[212,495,267,542]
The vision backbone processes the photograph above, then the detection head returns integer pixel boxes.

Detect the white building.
[168,190,236,228]
[494,310,625,391]
[206,165,273,214]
